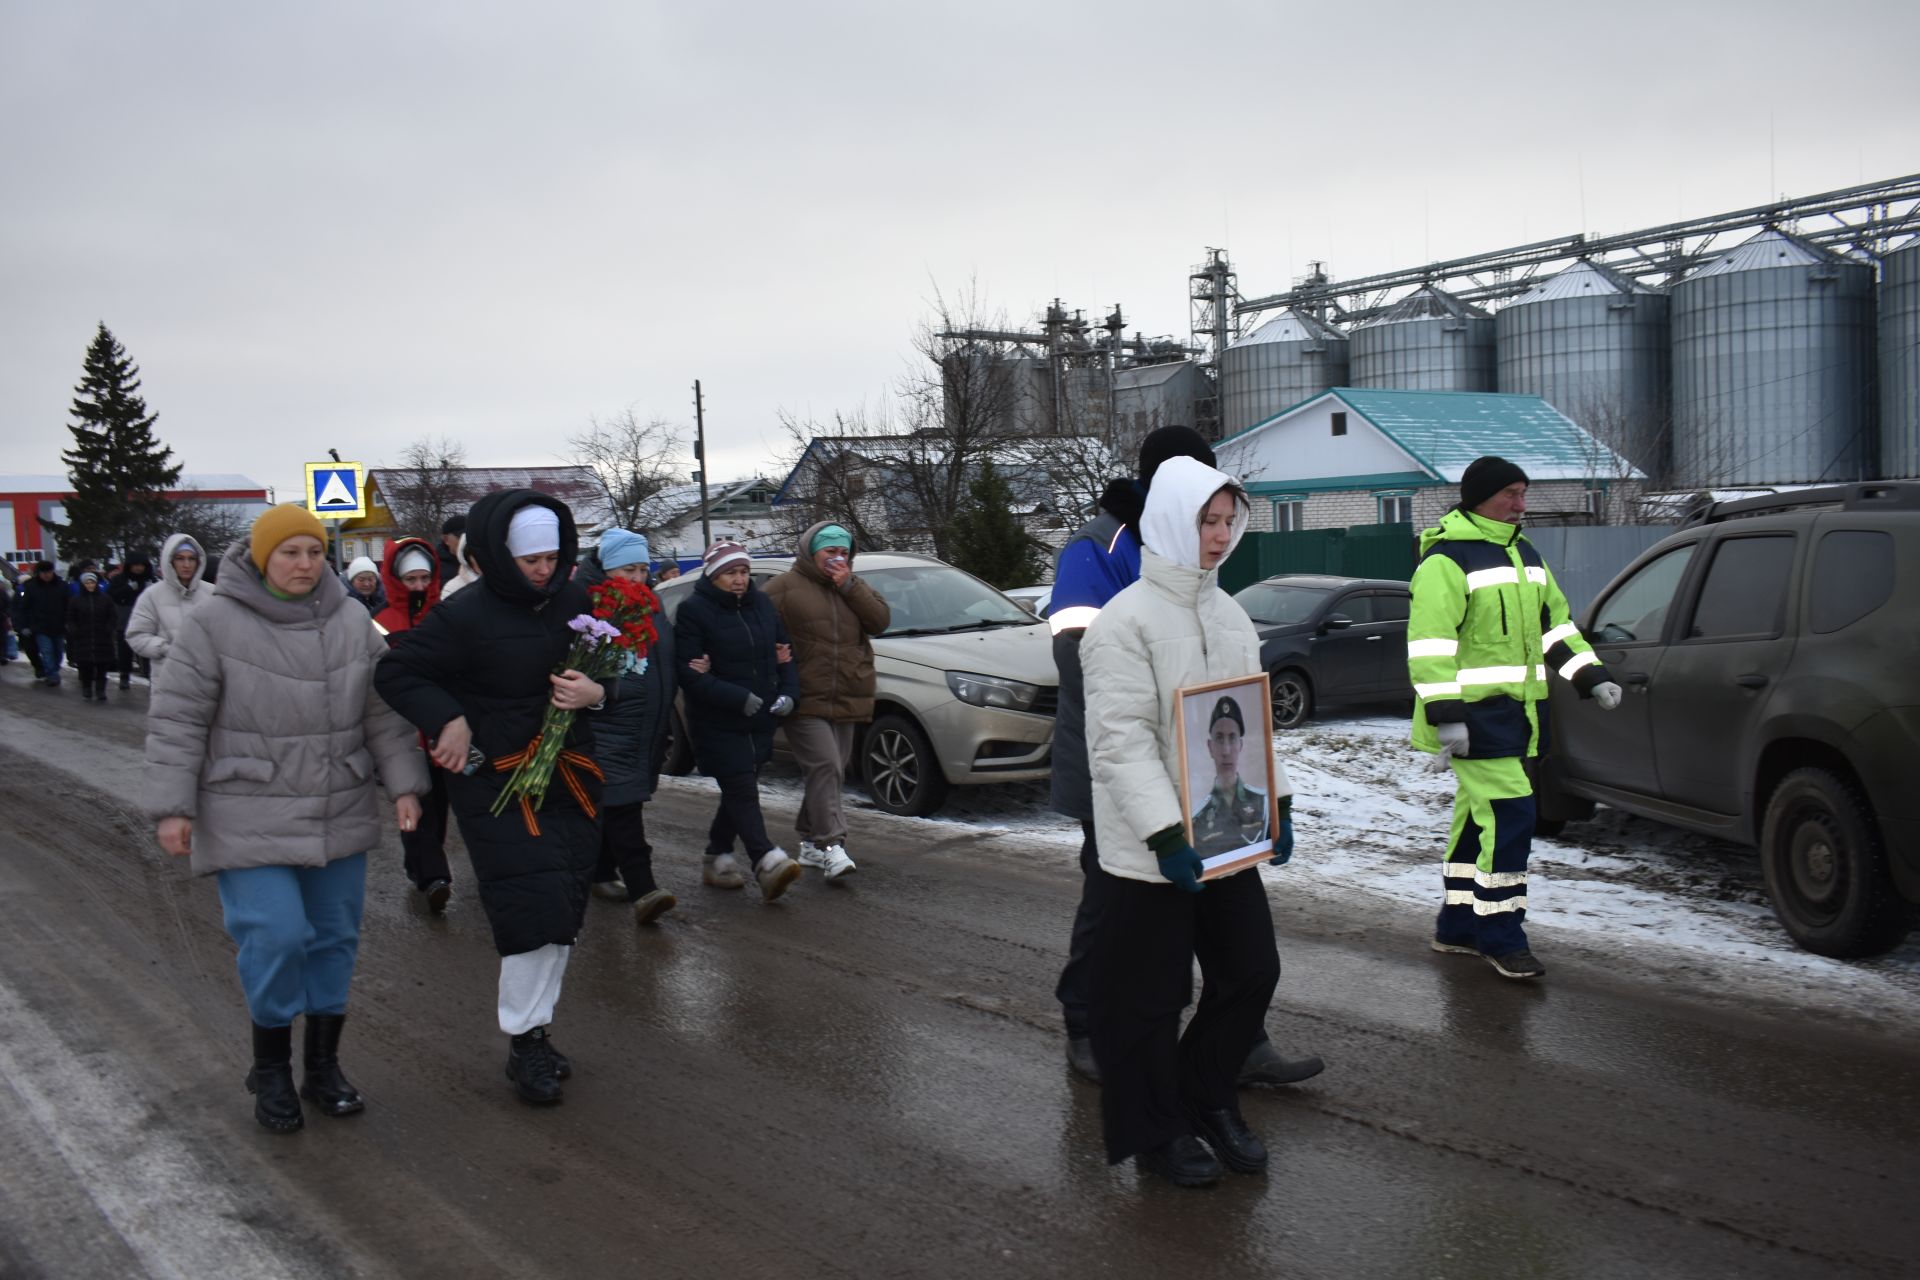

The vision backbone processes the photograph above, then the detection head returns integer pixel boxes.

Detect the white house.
[1212,387,1645,530]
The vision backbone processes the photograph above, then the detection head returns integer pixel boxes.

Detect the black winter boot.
[247,1023,305,1133]
[300,1013,365,1117]
[505,1026,564,1105]
[94,676,109,701]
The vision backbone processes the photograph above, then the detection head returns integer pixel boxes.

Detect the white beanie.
[395,546,435,577]
[346,556,378,579]
[506,506,562,558]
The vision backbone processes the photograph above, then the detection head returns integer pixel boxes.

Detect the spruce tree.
[945,459,1047,589]
[44,323,182,562]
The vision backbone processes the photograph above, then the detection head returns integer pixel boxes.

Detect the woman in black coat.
[67,572,122,701]
[674,540,800,901]
[375,490,615,1107]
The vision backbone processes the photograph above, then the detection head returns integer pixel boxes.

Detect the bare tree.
[381,436,470,540]
[774,404,897,553]
[568,409,687,532]
[163,490,252,557]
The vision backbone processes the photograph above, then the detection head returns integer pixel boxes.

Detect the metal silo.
[1497,260,1670,477]
[1220,310,1349,433]
[1350,286,1496,391]
[1880,240,1920,478]
[1671,228,1876,487]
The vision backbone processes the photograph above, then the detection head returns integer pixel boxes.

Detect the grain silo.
[1350,286,1496,392]
[1496,260,1671,477]
[1671,228,1876,487]
[1879,240,1920,478]
[1219,311,1349,434]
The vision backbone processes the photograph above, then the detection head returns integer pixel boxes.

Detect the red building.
[0,473,271,569]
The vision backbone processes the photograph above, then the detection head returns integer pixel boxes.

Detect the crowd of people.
[10,437,1616,1188]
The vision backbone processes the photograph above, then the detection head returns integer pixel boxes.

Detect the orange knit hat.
[249,504,328,573]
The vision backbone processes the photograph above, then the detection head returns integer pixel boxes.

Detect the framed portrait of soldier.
[1174,674,1279,880]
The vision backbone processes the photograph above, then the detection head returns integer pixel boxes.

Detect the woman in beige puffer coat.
[145,505,429,1134]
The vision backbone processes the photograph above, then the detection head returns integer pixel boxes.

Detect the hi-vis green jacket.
[1407,508,1610,759]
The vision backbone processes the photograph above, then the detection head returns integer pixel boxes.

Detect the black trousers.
[1055,821,1100,1038]
[1086,865,1280,1165]
[401,755,453,889]
[706,770,775,865]
[595,801,659,898]
[76,660,111,690]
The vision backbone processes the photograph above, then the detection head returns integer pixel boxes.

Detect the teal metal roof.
[1221,388,1641,483]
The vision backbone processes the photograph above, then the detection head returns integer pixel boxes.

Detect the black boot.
[505,1027,563,1105]
[95,677,109,701]
[300,1014,365,1117]
[246,1023,305,1133]
[81,683,94,701]
[1238,1036,1325,1088]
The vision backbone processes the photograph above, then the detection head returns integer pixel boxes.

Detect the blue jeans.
[216,854,367,1027]
[36,633,64,683]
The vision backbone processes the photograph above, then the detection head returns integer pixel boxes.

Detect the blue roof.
[1222,388,1641,483]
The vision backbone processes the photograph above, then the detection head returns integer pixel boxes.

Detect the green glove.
[1147,824,1204,894]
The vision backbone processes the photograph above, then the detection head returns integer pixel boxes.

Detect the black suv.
[1235,574,1413,729]
[1536,483,1920,957]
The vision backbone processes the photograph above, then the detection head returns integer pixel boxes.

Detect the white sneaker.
[820,843,857,879]
[756,848,802,902]
[795,841,832,871]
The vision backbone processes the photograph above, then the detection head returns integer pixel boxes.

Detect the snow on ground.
[663,705,1920,1025]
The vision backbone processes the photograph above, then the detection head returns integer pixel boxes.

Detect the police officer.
[1191,696,1269,857]
[1408,456,1623,979]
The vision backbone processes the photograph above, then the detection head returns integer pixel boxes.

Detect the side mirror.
[1319,613,1354,633]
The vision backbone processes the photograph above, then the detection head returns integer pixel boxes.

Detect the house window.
[1330,411,1348,437]
[1586,488,1606,519]
[1272,498,1306,532]
[1377,492,1412,524]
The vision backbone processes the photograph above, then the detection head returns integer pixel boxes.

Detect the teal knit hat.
[808,524,852,556]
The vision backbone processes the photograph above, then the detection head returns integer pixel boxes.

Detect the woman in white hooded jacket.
[1079,454,1295,1188]
[125,533,208,668]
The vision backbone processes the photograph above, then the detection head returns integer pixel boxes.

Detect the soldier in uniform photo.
[1190,695,1268,857]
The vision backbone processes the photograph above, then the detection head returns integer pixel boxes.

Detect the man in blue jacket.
[1050,426,1323,1087]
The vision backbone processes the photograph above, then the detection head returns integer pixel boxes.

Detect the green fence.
[1219,523,1417,595]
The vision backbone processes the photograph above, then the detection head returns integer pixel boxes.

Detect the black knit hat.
[442,513,468,536]
[1459,456,1529,513]
[1138,426,1216,488]
[1209,695,1245,735]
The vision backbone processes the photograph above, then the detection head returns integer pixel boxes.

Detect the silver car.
[653,552,1057,817]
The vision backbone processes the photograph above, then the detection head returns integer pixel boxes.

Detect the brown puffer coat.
[763,521,891,722]
[144,537,430,877]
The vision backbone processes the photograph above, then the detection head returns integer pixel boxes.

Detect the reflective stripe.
[1558,651,1599,681]
[1444,889,1477,905]
[1048,605,1099,635]
[1474,896,1528,915]
[1542,623,1580,648]
[1457,665,1530,686]
[1535,664,1549,681]
[1443,862,1479,880]
[1415,681,1462,698]
[1407,637,1460,658]
[1525,566,1548,585]
[1475,870,1528,889]
[1465,567,1519,592]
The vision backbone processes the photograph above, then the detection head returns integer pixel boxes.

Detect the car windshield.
[859,565,1037,635]
[1234,583,1331,625]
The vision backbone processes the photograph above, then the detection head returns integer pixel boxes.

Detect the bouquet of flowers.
[491,576,662,822]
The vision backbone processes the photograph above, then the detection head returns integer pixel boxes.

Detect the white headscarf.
[505,506,562,558]
[394,546,435,577]
[1139,455,1249,571]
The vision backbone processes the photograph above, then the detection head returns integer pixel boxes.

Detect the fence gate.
[1219,523,1416,594]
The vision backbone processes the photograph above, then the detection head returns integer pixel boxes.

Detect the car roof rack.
[1676,481,1920,528]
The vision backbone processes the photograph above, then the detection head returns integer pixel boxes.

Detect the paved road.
[2,664,1916,1279]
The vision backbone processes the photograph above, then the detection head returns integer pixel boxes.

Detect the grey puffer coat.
[144,537,430,877]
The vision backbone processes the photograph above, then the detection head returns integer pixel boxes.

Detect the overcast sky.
[4,1,1916,506]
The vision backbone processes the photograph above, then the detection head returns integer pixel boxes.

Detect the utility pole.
[693,379,711,552]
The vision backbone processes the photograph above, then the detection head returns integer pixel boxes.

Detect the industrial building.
[1211,173,1920,501]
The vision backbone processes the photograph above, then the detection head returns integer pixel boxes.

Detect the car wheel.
[862,712,950,818]
[662,704,695,777]
[1760,766,1910,958]
[1269,669,1313,731]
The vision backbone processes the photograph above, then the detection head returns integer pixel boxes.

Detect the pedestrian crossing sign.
[304,462,367,519]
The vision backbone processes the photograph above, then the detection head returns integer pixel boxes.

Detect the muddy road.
[2,667,1916,1279]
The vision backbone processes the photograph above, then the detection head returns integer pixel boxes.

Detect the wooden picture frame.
[1174,673,1279,881]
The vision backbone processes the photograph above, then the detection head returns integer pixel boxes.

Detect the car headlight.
[946,671,1042,712]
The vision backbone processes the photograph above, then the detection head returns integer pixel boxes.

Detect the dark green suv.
[1537,483,1920,957]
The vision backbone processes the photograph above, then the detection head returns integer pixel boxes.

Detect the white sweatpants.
[497,943,572,1035]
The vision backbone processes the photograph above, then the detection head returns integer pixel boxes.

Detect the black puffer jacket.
[674,573,797,778]
[21,574,68,636]
[577,558,676,806]
[66,585,121,665]
[376,489,611,957]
